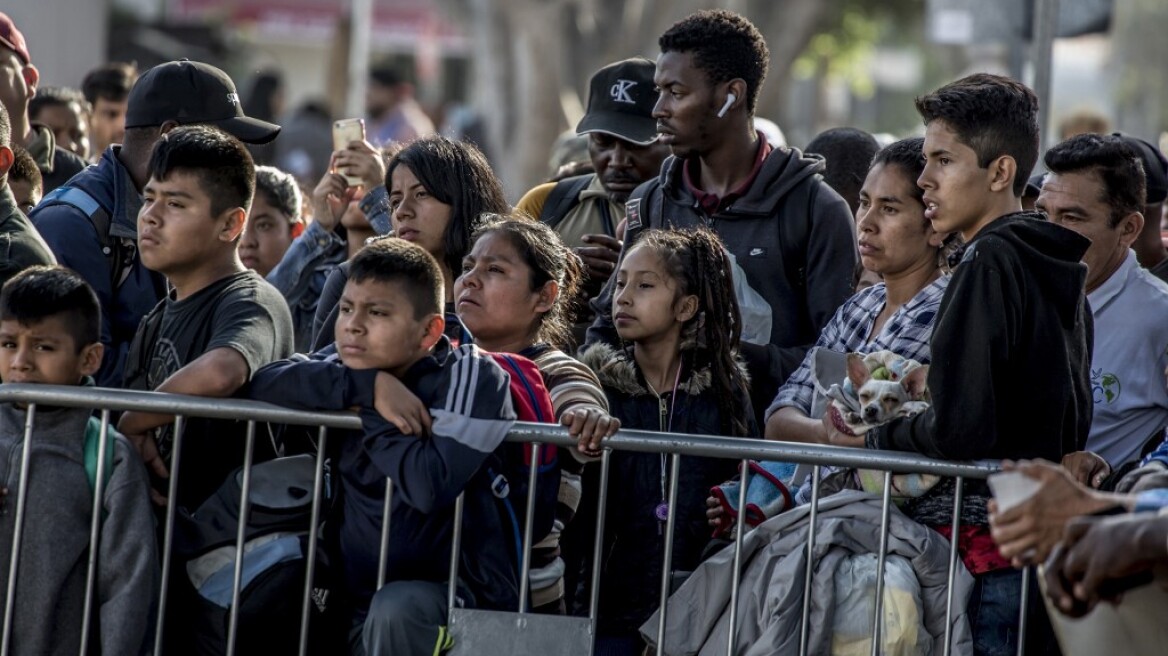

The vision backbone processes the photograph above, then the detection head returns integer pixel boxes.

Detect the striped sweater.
[522,344,609,610]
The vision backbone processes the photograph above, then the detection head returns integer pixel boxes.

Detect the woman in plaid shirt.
[764,137,950,443]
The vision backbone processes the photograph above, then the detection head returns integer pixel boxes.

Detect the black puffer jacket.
[581,344,757,635]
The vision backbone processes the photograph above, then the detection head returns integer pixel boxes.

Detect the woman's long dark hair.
[386,136,509,278]
[629,228,751,437]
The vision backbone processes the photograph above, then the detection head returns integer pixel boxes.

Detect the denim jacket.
[266,220,346,352]
[361,185,391,236]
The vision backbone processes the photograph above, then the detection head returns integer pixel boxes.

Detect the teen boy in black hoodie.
[835,74,1093,655]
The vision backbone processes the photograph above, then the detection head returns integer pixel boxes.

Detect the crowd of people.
[1,7,1168,656]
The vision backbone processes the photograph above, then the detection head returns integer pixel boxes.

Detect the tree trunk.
[436,0,836,198]
[753,0,831,130]
[1111,0,1168,138]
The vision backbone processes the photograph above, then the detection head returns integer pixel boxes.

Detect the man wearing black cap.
[30,59,280,387]
[517,57,669,301]
[0,12,87,194]
[1114,134,1168,283]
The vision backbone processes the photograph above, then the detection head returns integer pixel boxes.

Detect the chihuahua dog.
[844,352,930,428]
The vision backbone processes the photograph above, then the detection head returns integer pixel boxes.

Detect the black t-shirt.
[125,269,294,508]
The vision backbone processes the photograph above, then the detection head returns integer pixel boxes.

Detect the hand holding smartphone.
[332,118,366,186]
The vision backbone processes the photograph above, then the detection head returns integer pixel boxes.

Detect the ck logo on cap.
[226,93,240,106]
[609,80,637,105]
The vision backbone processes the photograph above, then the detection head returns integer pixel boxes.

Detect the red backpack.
[485,353,559,568]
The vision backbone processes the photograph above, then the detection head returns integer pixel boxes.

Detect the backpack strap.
[84,417,117,513]
[537,175,594,230]
[37,186,133,291]
[41,186,103,217]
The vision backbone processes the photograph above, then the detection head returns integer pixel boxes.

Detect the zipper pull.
[659,396,668,432]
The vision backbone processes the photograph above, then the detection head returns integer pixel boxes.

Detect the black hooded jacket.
[584,147,857,426]
[869,212,1093,462]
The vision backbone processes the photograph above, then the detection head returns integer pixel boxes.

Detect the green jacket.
[24,123,87,194]
[0,184,55,288]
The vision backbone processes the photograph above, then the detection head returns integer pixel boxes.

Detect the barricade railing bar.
[0,384,1017,656]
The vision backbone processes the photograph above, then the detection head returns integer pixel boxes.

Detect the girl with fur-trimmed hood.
[579,228,756,655]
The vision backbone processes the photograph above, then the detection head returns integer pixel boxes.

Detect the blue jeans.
[968,568,1022,656]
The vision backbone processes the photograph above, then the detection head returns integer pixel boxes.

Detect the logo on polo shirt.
[610,80,637,105]
[1091,368,1121,404]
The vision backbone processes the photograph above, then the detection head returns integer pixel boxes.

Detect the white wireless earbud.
[717,93,737,118]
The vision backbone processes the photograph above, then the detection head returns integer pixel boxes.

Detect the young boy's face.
[0,316,102,385]
[138,170,242,277]
[335,278,442,378]
[239,192,295,278]
[919,120,999,242]
[10,178,41,215]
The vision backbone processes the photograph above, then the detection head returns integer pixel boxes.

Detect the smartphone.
[332,118,366,186]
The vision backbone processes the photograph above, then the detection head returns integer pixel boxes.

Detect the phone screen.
[332,119,366,186]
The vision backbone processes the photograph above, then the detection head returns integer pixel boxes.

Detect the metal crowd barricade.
[0,384,1021,656]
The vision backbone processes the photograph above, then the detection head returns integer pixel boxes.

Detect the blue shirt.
[767,276,948,419]
[1085,250,1168,467]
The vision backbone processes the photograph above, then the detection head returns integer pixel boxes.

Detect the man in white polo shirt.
[1036,133,1168,470]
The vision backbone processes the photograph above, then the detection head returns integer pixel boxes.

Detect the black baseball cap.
[1023,173,1045,199]
[575,58,658,146]
[124,60,281,145]
[1114,133,1168,205]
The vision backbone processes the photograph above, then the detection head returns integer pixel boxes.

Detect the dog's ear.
[846,353,870,387]
[901,365,929,399]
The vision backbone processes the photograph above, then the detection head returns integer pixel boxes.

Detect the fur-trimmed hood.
[579,342,749,397]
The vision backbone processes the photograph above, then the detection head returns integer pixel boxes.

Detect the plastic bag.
[831,553,931,656]
[725,249,772,345]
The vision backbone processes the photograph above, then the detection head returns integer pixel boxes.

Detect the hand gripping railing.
[0,384,1021,656]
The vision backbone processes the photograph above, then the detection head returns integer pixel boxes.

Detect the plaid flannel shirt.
[767,276,949,419]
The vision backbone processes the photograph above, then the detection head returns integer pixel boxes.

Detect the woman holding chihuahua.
[703,137,953,536]
[579,227,755,654]
[764,137,950,446]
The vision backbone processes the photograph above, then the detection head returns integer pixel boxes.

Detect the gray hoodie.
[0,401,158,655]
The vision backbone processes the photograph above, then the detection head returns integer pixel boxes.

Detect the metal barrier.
[0,384,1020,656]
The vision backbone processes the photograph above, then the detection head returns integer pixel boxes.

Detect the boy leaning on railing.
[247,239,524,656]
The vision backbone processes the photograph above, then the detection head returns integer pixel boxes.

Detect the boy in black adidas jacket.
[248,239,517,656]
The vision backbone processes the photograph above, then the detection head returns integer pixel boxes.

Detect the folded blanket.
[710,461,796,536]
